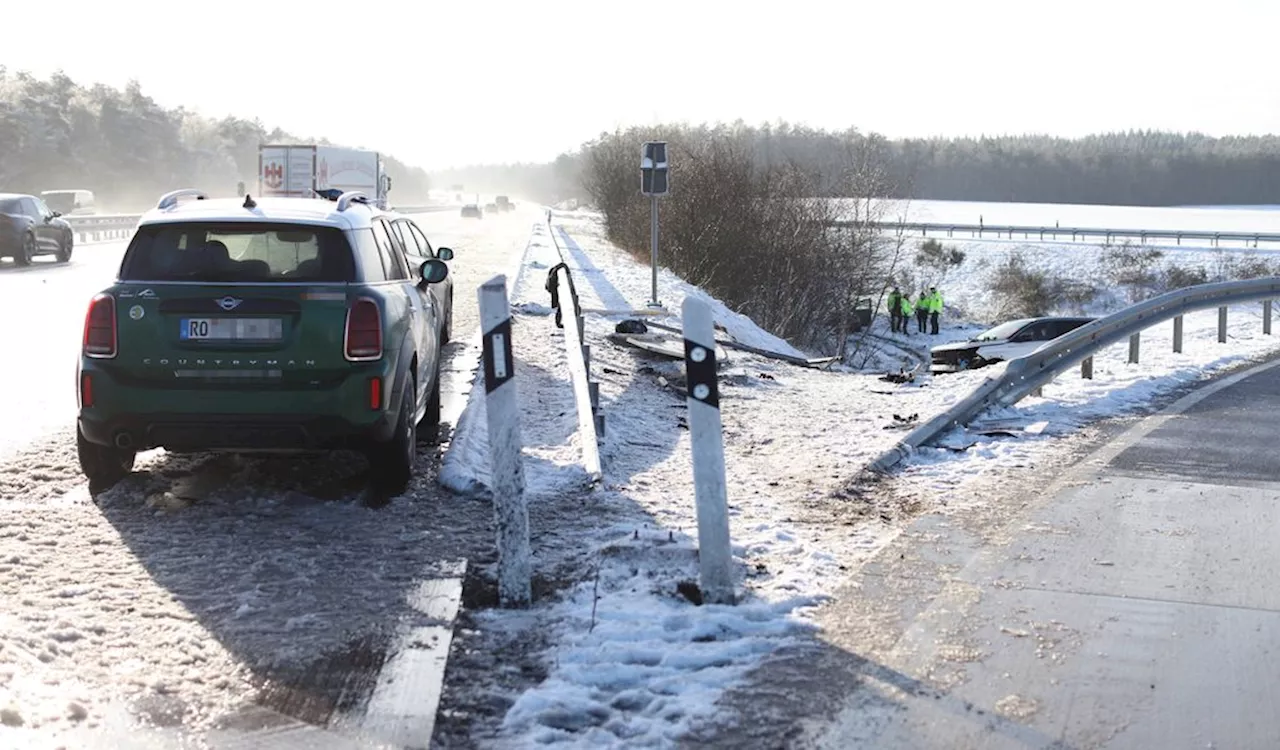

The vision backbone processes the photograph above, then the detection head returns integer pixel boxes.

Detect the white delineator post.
[479,276,532,608]
[682,297,735,605]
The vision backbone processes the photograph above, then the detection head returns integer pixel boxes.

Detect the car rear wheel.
[367,380,416,497]
[15,234,34,266]
[77,424,136,493]
[55,232,72,263]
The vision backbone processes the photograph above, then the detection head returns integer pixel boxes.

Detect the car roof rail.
[336,191,371,212]
[157,189,208,210]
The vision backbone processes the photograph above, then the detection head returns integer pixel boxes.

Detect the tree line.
[0,69,432,213]
[441,124,1280,209]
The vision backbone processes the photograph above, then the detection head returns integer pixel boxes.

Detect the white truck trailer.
[258,144,392,209]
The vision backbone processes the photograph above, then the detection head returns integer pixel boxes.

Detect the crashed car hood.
[930,340,993,354]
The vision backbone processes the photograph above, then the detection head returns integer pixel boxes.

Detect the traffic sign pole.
[650,195,660,308]
[641,141,669,310]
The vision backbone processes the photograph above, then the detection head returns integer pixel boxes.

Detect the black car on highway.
[0,192,74,265]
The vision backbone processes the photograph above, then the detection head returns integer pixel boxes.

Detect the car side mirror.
[50,211,62,219]
[437,247,454,261]
[420,259,449,284]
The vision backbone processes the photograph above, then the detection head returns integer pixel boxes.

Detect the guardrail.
[545,221,604,482]
[64,214,140,242]
[870,276,1280,472]
[829,219,1280,249]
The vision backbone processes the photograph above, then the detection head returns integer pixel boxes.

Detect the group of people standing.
[888,287,944,335]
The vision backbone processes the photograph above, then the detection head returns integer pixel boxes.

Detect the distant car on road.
[484,203,499,213]
[0,192,74,266]
[460,204,482,219]
[75,188,455,497]
[930,316,1096,373]
[41,189,96,216]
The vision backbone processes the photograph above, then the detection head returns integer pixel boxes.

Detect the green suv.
[76,189,455,496]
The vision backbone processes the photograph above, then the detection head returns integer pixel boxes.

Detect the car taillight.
[83,293,117,358]
[80,372,94,408]
[345,297,382,361]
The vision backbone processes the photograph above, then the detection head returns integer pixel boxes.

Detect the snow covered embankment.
[443,213,1280,748]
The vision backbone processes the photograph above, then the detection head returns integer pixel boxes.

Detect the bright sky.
[6,0,1278,170]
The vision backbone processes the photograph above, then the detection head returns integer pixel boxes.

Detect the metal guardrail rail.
[828,219,1280,248]
[870,276,1280,472]
[545,221,604,482]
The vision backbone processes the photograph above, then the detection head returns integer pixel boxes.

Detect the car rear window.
[120,222,356,282]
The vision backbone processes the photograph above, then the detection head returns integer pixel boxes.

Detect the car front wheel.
[418,358,442,444]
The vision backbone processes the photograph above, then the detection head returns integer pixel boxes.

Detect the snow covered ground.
[875,197,1280,234]
[433,209,1280,748]
[6,199,1280,748]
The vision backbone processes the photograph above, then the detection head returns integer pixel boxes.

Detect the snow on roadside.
[439,221,592,498]
[475,213,983,747]
[468,209,1280,748]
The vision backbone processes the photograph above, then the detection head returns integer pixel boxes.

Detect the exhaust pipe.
[113,431,134,450]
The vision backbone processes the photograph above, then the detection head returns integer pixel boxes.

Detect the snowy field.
[432,209,1280,747]
[4,200,1280,748]
[875,197,1280,233]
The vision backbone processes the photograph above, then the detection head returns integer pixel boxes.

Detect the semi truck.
[258,145,392,209]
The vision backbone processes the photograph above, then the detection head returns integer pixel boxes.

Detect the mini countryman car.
[930,316,1096,373]
[76,189,455,495]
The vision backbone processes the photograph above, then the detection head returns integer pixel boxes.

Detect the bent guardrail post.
[683,296,735,605]
[1219,306,1228,343]
[479,276,532,608]
[1174,315,1184,352]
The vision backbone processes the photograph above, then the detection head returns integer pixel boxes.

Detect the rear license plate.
[180,318,283,341]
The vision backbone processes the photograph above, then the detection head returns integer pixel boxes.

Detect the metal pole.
[1081,356,1093,379]
[1219,306,1228,343]
[682,297,734,605]
[650,195,660,307]
[1129,332,1140,364]
[1265,300,1273,335]
[478,276,531,608]
[1173,315,1184,353]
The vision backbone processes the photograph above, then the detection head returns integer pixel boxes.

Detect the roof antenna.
[243,194,257,209]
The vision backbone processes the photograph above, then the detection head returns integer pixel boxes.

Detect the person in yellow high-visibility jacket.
[897,294,914,336]
[914,290,930,333]
[927,286,944,334]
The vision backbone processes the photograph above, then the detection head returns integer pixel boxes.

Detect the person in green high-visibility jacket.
[927,286,944,334]
[897,294,914,336]
[887,287,903,333]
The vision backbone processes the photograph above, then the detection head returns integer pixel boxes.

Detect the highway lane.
[689,358,1280,749]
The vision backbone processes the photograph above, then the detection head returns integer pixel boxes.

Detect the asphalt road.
[688,358,1280,749]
